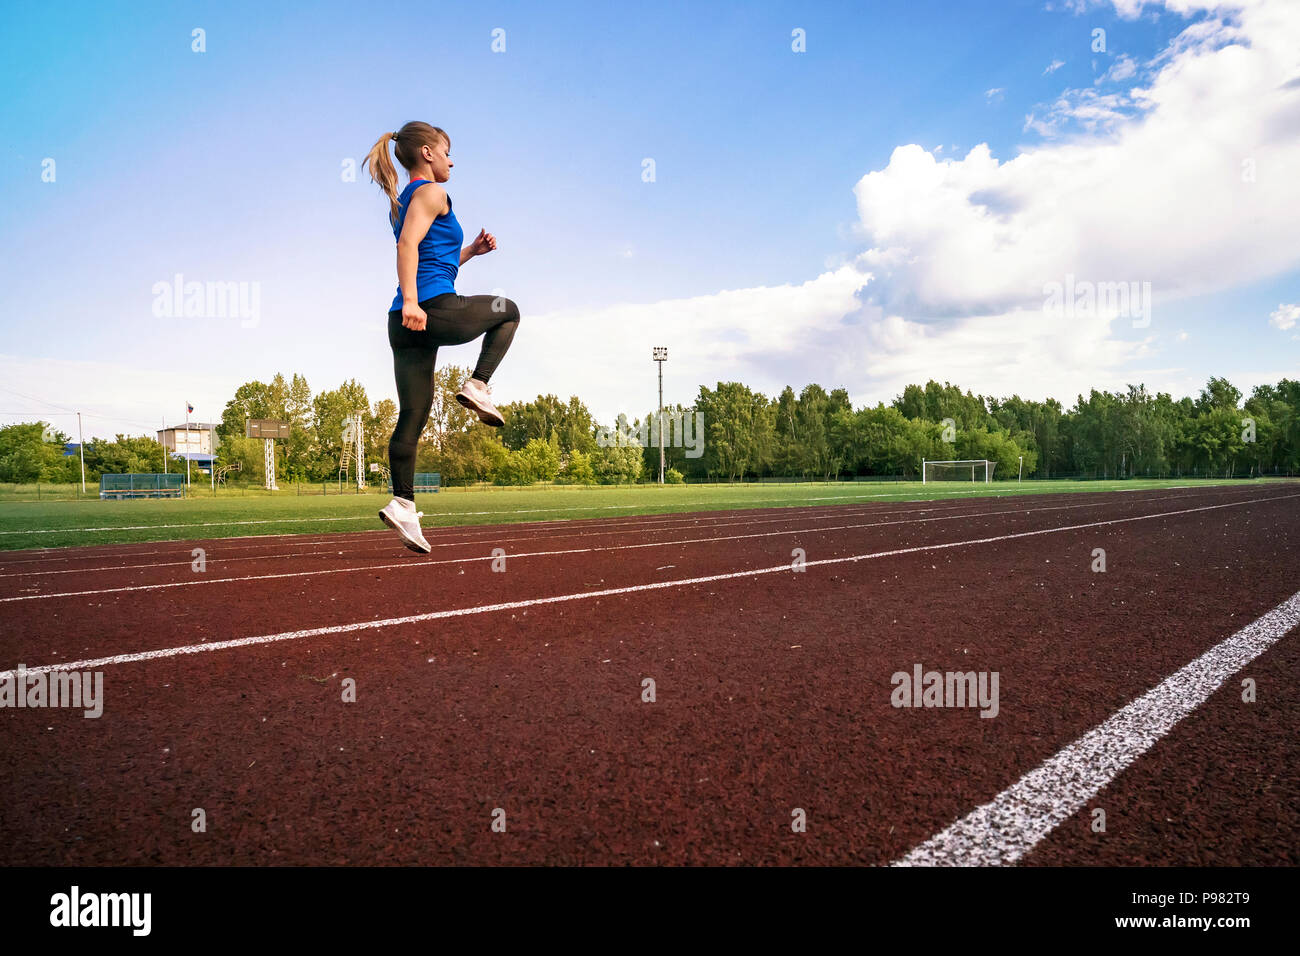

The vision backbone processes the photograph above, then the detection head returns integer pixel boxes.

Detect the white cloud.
[520,0,1300,415]
[850,305,1153,407]
[1045,59,1066,74]
[505,267,872,423]
[854,0,1300,316]
[1063,0,1150,17]
[1097,54,1139,83]
[1024,88,1137,137]
[985,87,1005,103]
[1270,302,1300,330]
[837,0,1300,403]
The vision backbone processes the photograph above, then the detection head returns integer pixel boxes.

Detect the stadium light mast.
[652,347,667,484]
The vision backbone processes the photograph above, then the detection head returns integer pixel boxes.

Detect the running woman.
[364,122,521,553]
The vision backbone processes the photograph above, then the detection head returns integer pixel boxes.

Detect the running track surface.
[1,484,1297,865]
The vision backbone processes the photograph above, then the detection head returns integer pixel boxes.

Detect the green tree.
[558,448,597,484]
[82,434,167,476]
[695,382,775,481]
[521,435,561,481]
[592,444,643,484]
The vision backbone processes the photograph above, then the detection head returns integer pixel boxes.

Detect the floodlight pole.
[653,347,667,484]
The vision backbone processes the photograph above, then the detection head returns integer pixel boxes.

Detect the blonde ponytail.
[365,122,450,226]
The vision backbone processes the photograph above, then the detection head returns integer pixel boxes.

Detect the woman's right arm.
[396,185,446,330]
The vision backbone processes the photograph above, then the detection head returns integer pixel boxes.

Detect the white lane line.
[5,491,1297,676]
[0,499,981,577]
[0,494,987,566]
[0,481,1249,538]
[0,492,1143,579]
[0,485,1254,580]
[0,483,1265,571]
[891,589,1300,867]
[0,515,376,536]
[6,490,1293,604]
[0,496,834,537]
[0,497,979,567]
[0,503,671,537]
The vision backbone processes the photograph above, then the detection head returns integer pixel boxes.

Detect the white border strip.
[4,491,1295,603]
[0,484,1236,574]
[0,480,1259,539]
[892,589,1300,867]
[4,491,1297,677]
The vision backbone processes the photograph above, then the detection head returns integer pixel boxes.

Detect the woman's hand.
[401,299,428,331]
[467,227,498,257]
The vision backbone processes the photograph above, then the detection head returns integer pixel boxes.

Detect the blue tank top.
[389,179,463,311]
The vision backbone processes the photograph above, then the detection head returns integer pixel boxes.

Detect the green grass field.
[0,477,1287,551]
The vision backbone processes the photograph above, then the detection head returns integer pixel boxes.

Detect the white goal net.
[922,459,996,484]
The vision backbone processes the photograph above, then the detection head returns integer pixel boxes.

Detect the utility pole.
[77,412,85,494]
[653,347,667,484]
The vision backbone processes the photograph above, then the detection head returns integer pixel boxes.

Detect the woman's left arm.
[461,227,497,265]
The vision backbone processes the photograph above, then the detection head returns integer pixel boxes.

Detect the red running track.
[0,483,1297,865]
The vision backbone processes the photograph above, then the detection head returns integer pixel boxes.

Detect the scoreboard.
[247,419,291,439]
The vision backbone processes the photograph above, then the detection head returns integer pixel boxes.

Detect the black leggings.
[387,292,521,500]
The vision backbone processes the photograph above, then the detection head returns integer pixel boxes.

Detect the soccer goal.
[921,458,996,484]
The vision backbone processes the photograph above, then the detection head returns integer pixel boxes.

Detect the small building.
[158,423,218,469]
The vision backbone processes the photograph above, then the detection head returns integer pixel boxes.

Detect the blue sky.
[1,0,1297,440]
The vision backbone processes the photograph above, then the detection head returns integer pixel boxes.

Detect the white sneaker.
[379,497,431,554]
[456,377,504,427]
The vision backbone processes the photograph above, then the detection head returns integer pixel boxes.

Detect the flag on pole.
[187,402,194,414]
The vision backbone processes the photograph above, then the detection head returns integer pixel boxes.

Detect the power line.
[0,385,79,413]
[0,410,168,430]
[0,386,186,431]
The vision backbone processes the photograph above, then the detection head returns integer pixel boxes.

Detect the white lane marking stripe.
[0,515,375,535]
[891,589,1300,867]
[0,503,672,537]
[0,488,1198,580]
[0,497,851,536]
[0,481,1251,538]
[4,491,1297,677]
[0,482,1261,567]
[0,498,988,577]
[6,490,1294,603]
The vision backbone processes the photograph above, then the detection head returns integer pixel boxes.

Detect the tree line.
[2,371,1295,485]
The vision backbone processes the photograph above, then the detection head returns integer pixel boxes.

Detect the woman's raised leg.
[420,293,521,384]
